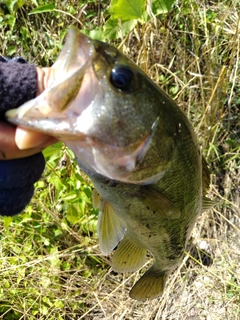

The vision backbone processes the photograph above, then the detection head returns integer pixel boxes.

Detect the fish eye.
[110,66,134,92]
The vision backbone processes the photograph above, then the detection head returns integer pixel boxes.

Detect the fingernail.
[15,128,47,150]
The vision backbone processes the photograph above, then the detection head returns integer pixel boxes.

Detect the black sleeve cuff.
[0,61,37,119]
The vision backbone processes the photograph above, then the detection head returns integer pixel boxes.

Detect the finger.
[15,127,57,150]
[0,122,55,160]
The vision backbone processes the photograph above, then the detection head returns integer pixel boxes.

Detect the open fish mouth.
[7,27,95,136]
[6,26,161,183]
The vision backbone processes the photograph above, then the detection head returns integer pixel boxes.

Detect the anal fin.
[112,235,146,272]
[97,201,126,256]
[129,266,168,301]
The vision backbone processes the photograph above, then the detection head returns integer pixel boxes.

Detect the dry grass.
[0,0,239,319]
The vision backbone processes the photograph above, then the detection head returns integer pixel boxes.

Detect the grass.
[0,0,240,319]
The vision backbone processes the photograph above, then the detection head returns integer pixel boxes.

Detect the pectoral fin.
[129,265,169,301]
[140,186,181,219]
[112,235,147,272]
[97,201,126,256]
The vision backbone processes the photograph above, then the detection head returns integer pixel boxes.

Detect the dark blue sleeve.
[0,153,45,216]
[0,57,46,216]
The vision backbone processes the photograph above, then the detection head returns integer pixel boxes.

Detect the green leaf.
[4,14,16,30]
[3,0,25,14]
[170,85,179,95]
[66,203,83,224]
[28,4,55,15]
[120,19,137,37]
[40,304,49,315]
[104,17,137,40]
[54,300,64,309]
[88,28,105,41]
[35,180,45,188]
[110,0,146,20]
[152,0,175,15]
[42,142,62,159]
[4,216,12,229]
[103,17,119,39]
[6,45,16,56]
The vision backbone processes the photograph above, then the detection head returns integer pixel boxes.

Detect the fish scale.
[6,26,213,301]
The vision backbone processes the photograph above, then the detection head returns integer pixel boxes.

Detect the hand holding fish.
[13,66,58,152]
[0,65,57,160]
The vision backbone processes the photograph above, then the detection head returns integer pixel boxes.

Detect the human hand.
[0,66,57,160]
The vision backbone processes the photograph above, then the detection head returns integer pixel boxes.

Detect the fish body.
[6,27,211,300]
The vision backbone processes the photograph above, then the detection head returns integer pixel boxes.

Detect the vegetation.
[0,0,239,318]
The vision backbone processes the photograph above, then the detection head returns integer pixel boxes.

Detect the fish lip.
[6,26,96,129]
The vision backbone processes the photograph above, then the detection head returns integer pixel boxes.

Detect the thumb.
[15,127,57,150]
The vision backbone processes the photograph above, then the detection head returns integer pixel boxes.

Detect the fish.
[6,26,212,301]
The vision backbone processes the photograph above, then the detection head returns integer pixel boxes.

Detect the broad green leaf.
[103,17,118,39]
[28,4,55,15]
[120,19,137,37]
[152,0,175,15]
[104,17,137,40]
[66,203,83,224]
[42,142,62,159]
[110,0,145,20]
[88,28,105,41]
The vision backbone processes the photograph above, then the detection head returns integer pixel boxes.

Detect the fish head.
[7,27,177,183]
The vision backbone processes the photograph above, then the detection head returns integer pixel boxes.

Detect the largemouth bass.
[6,27,212,301]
